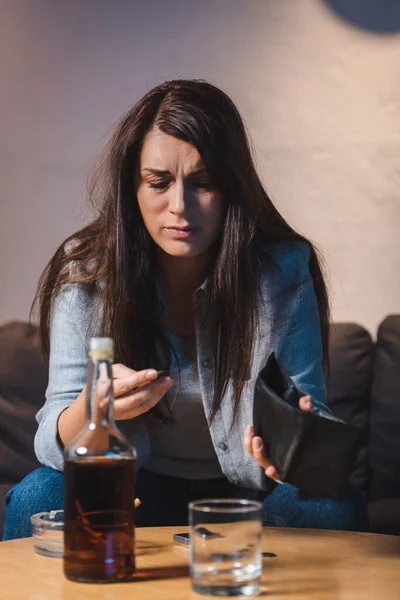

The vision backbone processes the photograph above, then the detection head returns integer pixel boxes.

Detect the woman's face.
[136,129,224,260]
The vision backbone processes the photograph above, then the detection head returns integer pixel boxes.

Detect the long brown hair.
[32,79,330,425]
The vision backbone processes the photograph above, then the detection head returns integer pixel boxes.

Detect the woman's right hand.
[58,363,173,449]
[112,363,174,420]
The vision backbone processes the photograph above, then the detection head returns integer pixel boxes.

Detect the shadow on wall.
[322,0,400,34]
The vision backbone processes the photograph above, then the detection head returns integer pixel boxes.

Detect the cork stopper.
[88,337,114,361]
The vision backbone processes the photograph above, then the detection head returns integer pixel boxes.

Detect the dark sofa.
[1,317,400,539]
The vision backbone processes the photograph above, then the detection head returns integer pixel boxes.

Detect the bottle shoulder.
[64,424,137,461]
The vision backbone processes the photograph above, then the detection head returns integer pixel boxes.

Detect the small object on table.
[31,510,64,558]
[31,498,141,560]
[173,532,191,546]
[195,527,223,539]
[173,527,223,547]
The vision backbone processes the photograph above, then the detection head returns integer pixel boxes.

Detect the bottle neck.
[86,358,116,428]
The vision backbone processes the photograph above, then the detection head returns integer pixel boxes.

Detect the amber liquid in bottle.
[64,457,135,582]
[63,338,136,583]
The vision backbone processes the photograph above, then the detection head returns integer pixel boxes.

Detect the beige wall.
[1,0,399,333]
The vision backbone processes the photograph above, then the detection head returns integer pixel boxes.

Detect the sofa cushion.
[325,323,374,493]
[0,483,13,540]
[368,498,400,536]
[0,321,46,484]
[369,315,400,501]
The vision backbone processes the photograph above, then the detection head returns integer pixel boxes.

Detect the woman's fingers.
[244,425,280,482]
[251,436,271,471]
[112,363,137,378]
[252,437,280,481]
[244,426,271,469]
[113,369,158,397]
[115,376,174,419]
[265,465,279,480]
[243,396,314,482]
[299,395,313,412]
[244,424,255,457]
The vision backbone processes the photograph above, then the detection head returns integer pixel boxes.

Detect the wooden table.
[0,527,399,599]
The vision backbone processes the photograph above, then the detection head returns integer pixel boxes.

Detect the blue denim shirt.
[34,241,325,490]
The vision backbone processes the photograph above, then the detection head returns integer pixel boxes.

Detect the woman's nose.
[168,181,188,215]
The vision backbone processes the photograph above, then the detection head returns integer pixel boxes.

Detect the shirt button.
[218,442,227,451]
[203,359,210,368]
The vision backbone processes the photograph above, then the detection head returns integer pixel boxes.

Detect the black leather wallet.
[253,353,361,501]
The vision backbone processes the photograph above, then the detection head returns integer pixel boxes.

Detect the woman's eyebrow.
[188,167,207,177]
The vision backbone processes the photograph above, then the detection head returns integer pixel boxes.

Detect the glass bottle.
[63,337,136,583]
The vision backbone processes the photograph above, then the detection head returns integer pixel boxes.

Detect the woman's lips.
[164,227,198,238]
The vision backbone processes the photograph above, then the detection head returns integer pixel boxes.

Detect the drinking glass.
[189,499,262,596]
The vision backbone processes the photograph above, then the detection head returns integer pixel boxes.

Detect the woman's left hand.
[244,395,313,481]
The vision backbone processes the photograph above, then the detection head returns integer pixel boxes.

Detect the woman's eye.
[148,181,169,190]
[147,179,212,191]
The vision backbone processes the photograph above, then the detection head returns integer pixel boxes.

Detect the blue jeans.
[3,467,369,540]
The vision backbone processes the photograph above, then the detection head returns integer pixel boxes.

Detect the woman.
[3,79,368,539]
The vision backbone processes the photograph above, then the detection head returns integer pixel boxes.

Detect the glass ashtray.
[30,510,64,558]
